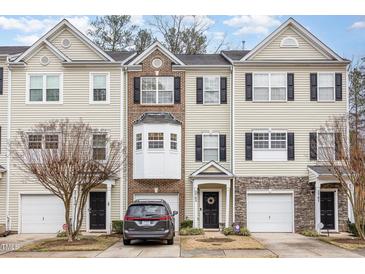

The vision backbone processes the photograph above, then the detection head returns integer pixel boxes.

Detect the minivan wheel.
[167,238,174,245]
[123,239,131,245]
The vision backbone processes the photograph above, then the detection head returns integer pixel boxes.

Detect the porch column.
[314,180,321,232]
[106,183,112,234]
[193,182,199,228]
[225,184,230,228]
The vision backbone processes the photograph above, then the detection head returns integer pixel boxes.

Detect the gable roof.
[0,46,30,56]
[221,50,250,62]
[129,41,185,66]
[13,19,115,63]
[190,161,233,178]
[134,112,181,125]
[241,17,346,62]
[175,54,230,65]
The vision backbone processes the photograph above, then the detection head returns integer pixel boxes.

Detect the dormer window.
[280,36,299,48]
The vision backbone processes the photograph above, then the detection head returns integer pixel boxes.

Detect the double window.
[27,73,62,103]
[203,76,220,104]
[141,77,174,104]
[253,73,287,101]
[318,73,335,102]
[253,131,287,150]
[28,134,59,150]
[92,134,107,161]
[90,73,110,104]
[148,132,164,149]
[203,134,219,162]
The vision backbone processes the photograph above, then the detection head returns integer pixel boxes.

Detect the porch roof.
[190,161,234,179]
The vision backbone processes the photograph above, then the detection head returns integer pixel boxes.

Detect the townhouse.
[0,17,352,235]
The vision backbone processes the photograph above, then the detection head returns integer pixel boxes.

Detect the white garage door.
[247,193,293,232]
[134,193,179,231]
[21,194,65,233]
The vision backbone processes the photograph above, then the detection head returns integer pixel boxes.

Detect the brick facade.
[127,49,185,224]
[235,176,348,232]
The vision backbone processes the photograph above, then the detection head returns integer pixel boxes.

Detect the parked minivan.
[123,199,178,245]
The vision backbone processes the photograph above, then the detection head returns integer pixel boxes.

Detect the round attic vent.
[61,38,71,48]
[152,58,163,68]
[40,56,49,66]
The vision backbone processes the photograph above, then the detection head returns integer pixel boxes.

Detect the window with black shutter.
[245,132,253,160]
[287,132,295,160]
[287,73,294,101]
[174,77,181,104]
[0,67,3,95]
[335,73,342,101]
[310,73,317,101]
[219,134,226,161]
[245,73,252,101]
[133,77,140,104]
[220,77,227,104]
[195,135,202,161]
[196,77,203,104]
[309,132,317,160]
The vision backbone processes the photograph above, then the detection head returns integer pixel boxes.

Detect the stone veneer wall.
[235,177,348,232]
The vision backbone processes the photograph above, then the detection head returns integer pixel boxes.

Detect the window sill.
[89,101,110,105]
[140,103,175,107]
[26,101,63,105]
[252,100,287,103]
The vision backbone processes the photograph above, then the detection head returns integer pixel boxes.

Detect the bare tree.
[317,116,365,239]
[134,28,154,54]
[150,15,209,54]
[12,120,124,241]
[88,15,137,51]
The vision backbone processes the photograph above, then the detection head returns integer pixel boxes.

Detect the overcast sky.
[0,15,364,61]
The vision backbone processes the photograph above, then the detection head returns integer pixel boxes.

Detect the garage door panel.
[21,194,65,233]
[134,193,179,231]
[247,193,293,233]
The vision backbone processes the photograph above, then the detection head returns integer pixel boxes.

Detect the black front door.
[89,192,106,230]
[203,192,219,228]
[320,191,335,230]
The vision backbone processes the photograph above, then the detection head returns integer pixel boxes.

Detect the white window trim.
[252,72,287,102]
[135,133,143,151]
[26,72,63,104]
[252,129,288,151]
[316,130,336,161]
[92,131,109,163]
[203,76,221,105]
[147,132,164,150]
[89,72,110,104]
[202,133,220,162]
[140,76,174,105]
[317,72,336,103]
[280,36,299,48]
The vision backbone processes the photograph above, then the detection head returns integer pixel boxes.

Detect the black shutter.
[219,135,226,162]
[310,73,317,101]
[133,77,140,104]
[309,132,317,160]
[335,73,342,101]
[174,77,181,104]
[195,135,202,161]
[287,132,295,160]
[220,77,227,104]
[0,126,1,153]
[287,73,294,101]
[0,67,3,95]
[196,77,203,104]
[245,73,252,101]
[335,132,341,160]
[245,132,253,160]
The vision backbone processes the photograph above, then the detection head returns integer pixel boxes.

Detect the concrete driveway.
[96,237,180,258]
[0,234,54,255]
[252,233,363,258]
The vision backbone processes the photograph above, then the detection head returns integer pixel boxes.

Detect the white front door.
[21,194,65,233]
[134,193,179,231]
[247,193,293,232]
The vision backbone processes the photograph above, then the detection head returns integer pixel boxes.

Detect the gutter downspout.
[5,61,12,231]
[119,66,124,219]
[231,65,236,224]
[124,68,129,213]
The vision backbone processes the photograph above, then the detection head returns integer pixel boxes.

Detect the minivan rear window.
[127,204,168,218]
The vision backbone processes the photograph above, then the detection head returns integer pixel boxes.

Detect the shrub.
[348,221,365,237]
[223,226,251,236]
[300,229,321,237]
[112,220,123,234]
[180,219,193,229]
[179,227,204,236]
[57,230,67,238]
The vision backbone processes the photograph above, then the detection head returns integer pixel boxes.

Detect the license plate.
[141,221,151,226]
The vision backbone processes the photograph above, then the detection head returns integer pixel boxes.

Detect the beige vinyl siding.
[233,64,347,177]
[50,28,104,61]
[8,45,122,231]
[0,57,8,224]
[252,27,330,61]
[184,69,231,219]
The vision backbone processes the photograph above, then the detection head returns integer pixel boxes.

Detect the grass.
[17,234,121,252]
[180,235,264,251]
[319,237,365,250]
